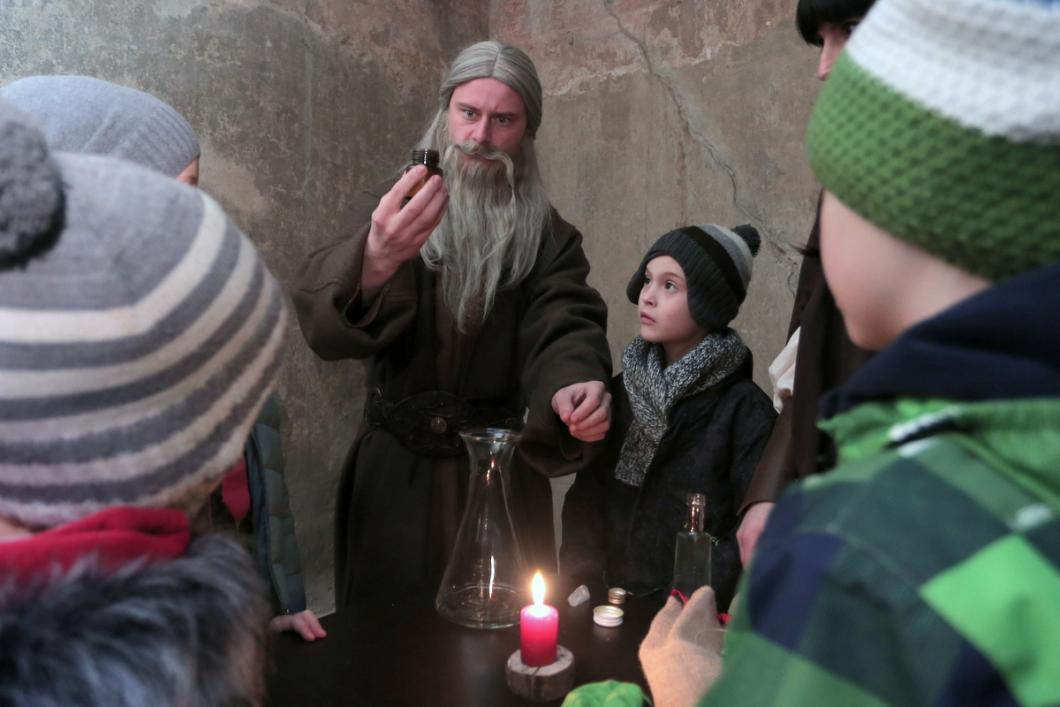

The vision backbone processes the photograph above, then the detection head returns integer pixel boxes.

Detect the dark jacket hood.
[822,261,1060,419]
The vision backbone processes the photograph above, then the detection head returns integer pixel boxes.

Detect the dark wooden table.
[266,585,660,706]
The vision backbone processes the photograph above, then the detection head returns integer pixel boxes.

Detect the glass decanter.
[435,428,527,629]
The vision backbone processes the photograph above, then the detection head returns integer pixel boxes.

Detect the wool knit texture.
[626,224,761,330]
[1,75,200,178]
[0,109,287,529]
[0,102,63,266]
[806,0,1060,281]
[615,330,747,488]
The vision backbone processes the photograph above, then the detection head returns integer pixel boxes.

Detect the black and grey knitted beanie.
[626,224,761,330]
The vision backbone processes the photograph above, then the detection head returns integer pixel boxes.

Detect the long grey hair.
[417,41,553,331]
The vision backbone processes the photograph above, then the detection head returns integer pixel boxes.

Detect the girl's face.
[638,255,707,365]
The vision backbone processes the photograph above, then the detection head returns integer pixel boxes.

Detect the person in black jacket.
[735,0,876,570]
[560,225,776,611]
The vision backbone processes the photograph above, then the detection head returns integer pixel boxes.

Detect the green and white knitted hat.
[807,0,1060,281]
[0,101,287,529]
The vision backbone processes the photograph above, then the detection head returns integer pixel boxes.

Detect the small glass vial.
[672,492,712,599]
[401,148,443,207]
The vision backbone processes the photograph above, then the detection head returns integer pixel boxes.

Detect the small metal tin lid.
[593,605,624,627]
[607,587,627,605]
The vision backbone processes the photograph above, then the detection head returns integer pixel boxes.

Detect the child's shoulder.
[721,376,772,404]
[788,434,1042,579]
[663,378,775,444]
[687,373,774,418]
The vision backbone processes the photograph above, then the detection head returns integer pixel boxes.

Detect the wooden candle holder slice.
[505,645,576,702]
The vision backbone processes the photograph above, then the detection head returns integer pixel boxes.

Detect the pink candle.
[520,572,558,666]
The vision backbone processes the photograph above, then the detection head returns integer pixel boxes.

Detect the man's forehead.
[451,78,525,115]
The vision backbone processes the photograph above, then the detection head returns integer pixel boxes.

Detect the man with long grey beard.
[295,40,613,608]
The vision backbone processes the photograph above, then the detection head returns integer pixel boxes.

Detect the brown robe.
[740,200,872,512]
[293,182,612,607]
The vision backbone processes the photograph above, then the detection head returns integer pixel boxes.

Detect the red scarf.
[0,507,190,586]
[220,456,251,523]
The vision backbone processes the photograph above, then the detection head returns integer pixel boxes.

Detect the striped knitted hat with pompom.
[0,101,287,529]
[806,0,1060,281]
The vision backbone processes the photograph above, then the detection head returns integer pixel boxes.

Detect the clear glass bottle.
[672,492,712,599]
[401,148,443,207]
[435,428,527,629]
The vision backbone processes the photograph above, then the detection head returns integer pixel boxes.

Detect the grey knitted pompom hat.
[0,100,286,529]
[0,102,63,269]
[0,75,200,178]
[627,224,761,330]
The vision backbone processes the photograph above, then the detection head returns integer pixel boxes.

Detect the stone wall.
[1,0,820,614]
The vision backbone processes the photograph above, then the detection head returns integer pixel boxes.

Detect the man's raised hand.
[361,166,448,292]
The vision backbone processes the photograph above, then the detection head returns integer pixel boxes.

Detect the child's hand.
[737,501,775,567]
[269,609,328,641]
[639,586,725,707]
[551,381,612,442]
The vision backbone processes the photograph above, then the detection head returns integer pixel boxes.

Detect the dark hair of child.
[796,0,876,45]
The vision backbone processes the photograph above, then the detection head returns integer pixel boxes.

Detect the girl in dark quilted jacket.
[560,224,776,611]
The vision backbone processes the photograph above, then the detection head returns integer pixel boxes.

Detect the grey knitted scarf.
[614,329,747,487]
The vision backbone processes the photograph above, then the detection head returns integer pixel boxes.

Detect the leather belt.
[365,388,522,458]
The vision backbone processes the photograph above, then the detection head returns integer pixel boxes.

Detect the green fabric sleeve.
[562,680,647,707]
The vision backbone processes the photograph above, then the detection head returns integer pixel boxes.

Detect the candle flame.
[531,571,545,606]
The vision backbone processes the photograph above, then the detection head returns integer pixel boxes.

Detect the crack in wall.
[599,0,789,287]
[601,0,689,225]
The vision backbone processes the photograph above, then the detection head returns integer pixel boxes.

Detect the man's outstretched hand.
[552,381,611,442]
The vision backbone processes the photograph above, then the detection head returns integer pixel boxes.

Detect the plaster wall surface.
[1,0,820,612]
[492,0,820,382]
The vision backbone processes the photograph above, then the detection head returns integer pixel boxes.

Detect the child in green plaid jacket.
[566,0,1060,705]
[697,0,1060,705]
